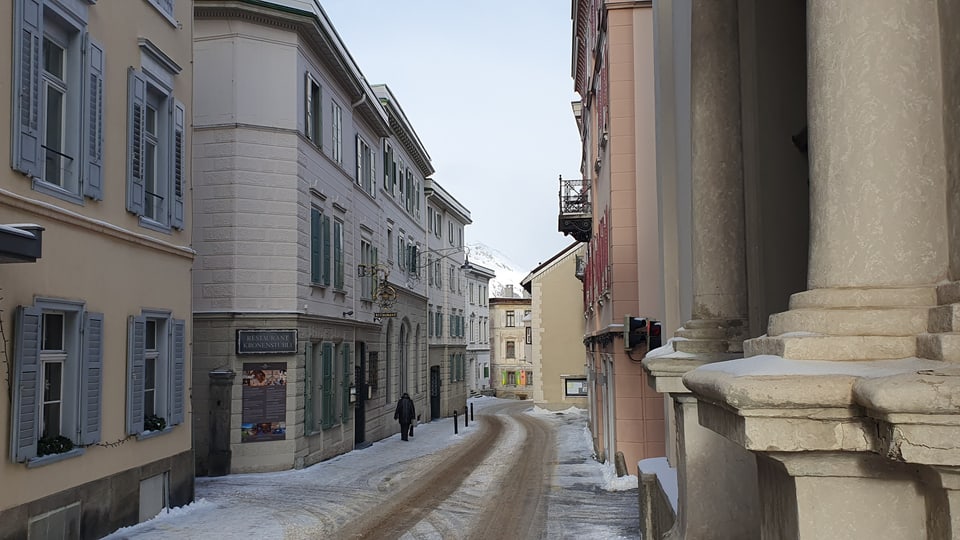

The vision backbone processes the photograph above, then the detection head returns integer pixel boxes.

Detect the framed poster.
[564,378,588,397]
[241,362,287,442]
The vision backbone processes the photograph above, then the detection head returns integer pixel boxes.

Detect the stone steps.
[769,307,929,337]
[745,334,916,361]
[917,333,960,362]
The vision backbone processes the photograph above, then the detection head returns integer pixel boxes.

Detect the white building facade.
[464,260,495,394]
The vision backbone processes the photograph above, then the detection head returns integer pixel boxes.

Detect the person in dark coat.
[394,393,416,441]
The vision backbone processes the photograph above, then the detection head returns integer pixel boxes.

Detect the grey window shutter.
[171,319,185,425]
[126,315,146,434]
[82,34,105,201]
[80,311,104,445]
[322,215,331,286]
[304,342,313,432]
[310,208,321,282]
[126,69,147,215]
[12,0,43,178]
[11,306,42,462]
[321,343,334,429]
[171,100,185,229]
[341,343,350,424]
[304,72,311,139]
[355,134,362,184]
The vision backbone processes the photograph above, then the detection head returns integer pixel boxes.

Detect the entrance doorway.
[430,366,441,420]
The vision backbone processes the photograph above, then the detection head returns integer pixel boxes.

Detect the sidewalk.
[104,397,640,539]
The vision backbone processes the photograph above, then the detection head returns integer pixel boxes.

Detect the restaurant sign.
[237,329,298,355]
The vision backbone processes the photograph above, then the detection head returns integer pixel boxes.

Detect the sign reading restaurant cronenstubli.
[236,329,298,355]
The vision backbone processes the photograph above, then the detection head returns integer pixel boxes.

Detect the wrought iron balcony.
[558,176,592,242]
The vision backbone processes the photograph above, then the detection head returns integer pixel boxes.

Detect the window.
[427,208,434,233]
[436,308,443,337]
[448,222,454,245]
[331,101,342,163]
[310,207,331,285]
[361,239,377,299]
[306,342,356,431]
[387,229,393,265]
[449,265,455,292]
[469,283,475,304]
[434,211,442,238]
[470,314,476,342]
[428,305,434,337]
[333,219,344,289]
[506,310,515,327]
[523,371,533,387]
[13,0,104,203]
[126,311,185,436]
[525,326,532,345]
[146,0,176,23]
[505,371,517,386]
[127,42,186,231]
[506,341,516,359]
[435,259,442,288]
[305,73,321,147]
[427,255,434,286]
[398,236,406,269]
[356,135,375,197]
[11,301,103,463]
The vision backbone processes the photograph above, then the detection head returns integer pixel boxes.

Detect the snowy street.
[103,398,640,539]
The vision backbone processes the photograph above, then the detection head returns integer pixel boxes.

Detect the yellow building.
[0,1,193,537]
[521,243,588,411]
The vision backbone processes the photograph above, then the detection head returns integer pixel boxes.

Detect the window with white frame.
[305,73,321,147]
[127,41,186,232]
[13,0,105,204]
[435,259,442,288]
[356,135,375,197]
[449,265,455,292]
[11,300,103,463]
[448,221,454,245]
[126,311,185,436]
[506,310,515,327]
[331,101,342,163]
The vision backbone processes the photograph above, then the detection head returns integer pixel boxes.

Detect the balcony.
[558,176,591,242]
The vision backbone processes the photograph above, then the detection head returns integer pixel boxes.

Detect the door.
[354,342,366,445]
[430,365,441,420]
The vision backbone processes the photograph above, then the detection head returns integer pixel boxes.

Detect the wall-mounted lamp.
[342,311,354,318]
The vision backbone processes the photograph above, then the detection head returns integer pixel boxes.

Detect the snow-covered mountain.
[465,242,529,298]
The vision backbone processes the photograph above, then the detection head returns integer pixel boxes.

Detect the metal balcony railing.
[558,176,592,242]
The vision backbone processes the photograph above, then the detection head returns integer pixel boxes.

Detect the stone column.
[207,369,236,477]
[806,0,947,290]
[682,0,749,353]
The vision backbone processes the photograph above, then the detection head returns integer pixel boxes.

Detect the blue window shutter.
[171,319,185,425]
[127,316,146,434]
[82,34,105,201]
[304,342,314,433]
[322,215,331,286]
[79,311,104,445]
[310,208,321,283]
[12,0,43,178]
[341,343,350,424]
[321,343,334,429]
[126,69,147,215]
[171,101,186,229]
[11,306,42,462]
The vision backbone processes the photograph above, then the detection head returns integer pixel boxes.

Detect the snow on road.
[104,397,642,539]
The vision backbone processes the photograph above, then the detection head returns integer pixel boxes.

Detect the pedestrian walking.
[395,393,416,441]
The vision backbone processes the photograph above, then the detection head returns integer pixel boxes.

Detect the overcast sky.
[321,1,583,270]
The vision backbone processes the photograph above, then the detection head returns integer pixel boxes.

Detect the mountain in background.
[465,242,529,298]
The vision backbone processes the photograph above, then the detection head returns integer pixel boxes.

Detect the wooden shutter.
[82,35,104,200]
[334,221,343,288]
[449,355,455,383]
[12,0,43,178]
[304,73,312,140]
[12,306,42,462]
[171,100,186,229]
[79,311,104,445]
[310,208,321,282]
[321,342,334,428]
[304,342,314,433]
[127,316,146,434]
[126,69,147,215]
[341,343,350,424]
[170,319,185,425]
[355,134,362,185]
[322,215,331,286]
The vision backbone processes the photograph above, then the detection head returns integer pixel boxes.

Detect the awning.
[0,224,44,263]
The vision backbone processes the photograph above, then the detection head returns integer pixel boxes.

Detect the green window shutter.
[126,69,147,215]
[12,0,43,178]
[304,342,314,433]
[310,208,321,282]
[321,342,334,428]
[80,311,104,445]
[322,215,331,286]
[449,355,455,383]
[341,343,351,424]
[501,371,507,386]
[83,34,105,200]
[12,306,42,462]
[170,319,186,425]
[334,220,343,288]
[171,100,186,229]
[126,316,146,434]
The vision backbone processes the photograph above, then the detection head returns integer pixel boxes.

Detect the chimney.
[505,285,514,297]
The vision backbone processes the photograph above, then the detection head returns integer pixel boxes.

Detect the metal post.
[454,410,459,435]
[470,402,474,422]
[464,403,469,428]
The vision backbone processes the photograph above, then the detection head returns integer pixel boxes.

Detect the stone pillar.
[207,369,235,477]
[681,0,749,352]
[806,0,947,290]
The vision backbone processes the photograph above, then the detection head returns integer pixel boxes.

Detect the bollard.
[470,402,474,422]
[454,410,459,435]
[464,404,469,428]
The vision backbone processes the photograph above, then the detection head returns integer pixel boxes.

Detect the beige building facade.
[642,1,960,538]
[521,243,588,411]
[566,0,666,468]
[489,297,533,398]
[0,0,194,537]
